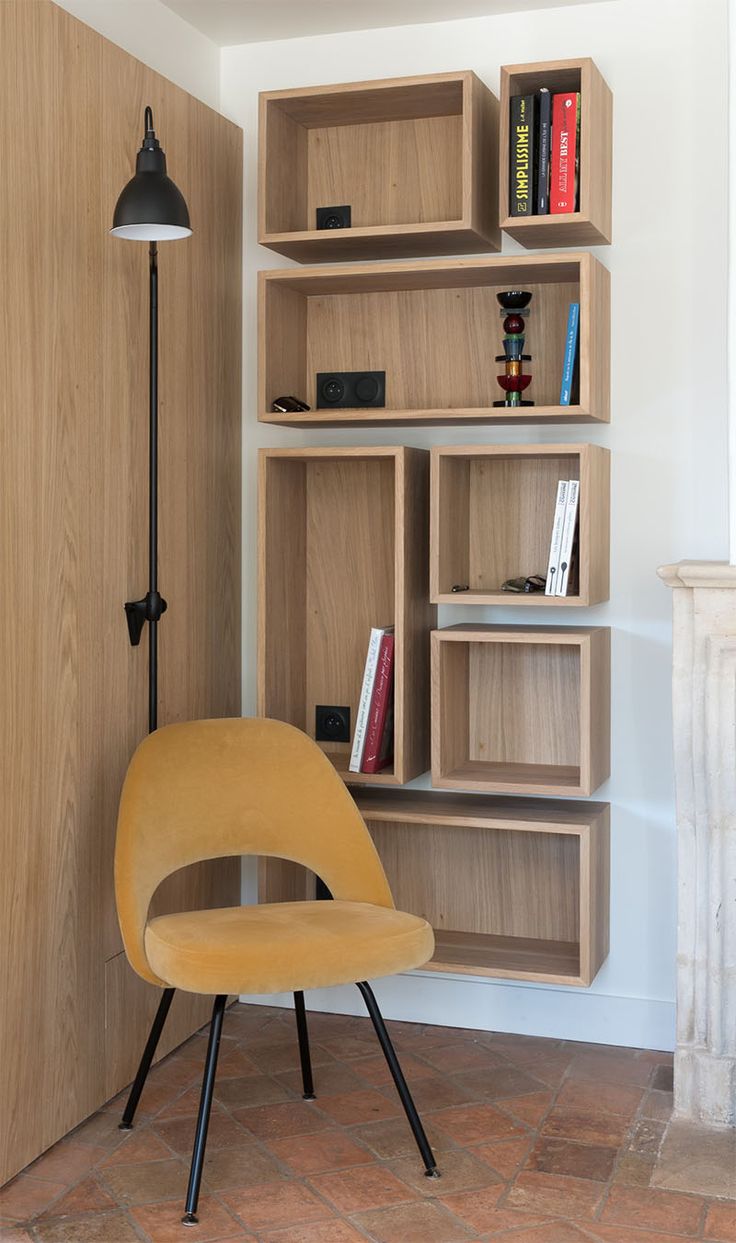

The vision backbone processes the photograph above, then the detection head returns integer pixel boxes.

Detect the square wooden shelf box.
[430,443,610,606]
[259,253,610,427]
[432,624,610,797]
[500,58,612,248]
[354,788,610,986]
[259,71,499,262]
[258,446,435,786]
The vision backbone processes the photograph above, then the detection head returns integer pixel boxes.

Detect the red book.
[550,92,580,214]
[361,633,395,773]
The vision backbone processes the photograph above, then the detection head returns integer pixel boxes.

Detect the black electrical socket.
[315,705,351,743]
[316,204,351,230]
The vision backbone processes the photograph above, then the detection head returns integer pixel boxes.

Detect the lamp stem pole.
[148,241,159,734]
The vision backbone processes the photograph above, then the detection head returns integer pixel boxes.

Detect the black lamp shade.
[111,109,191,241]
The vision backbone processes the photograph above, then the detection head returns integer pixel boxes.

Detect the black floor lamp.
[111,107,191,732]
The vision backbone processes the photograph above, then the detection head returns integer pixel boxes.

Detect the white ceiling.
[160,0,608,47]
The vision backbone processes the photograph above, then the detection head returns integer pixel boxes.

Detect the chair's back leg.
[182,994,227,1225]
[356,981,439,1177]
[293,991,316,1099]
[119,987,175,1130]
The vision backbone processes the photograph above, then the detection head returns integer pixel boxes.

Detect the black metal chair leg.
[182,994,227,1226]
[356,981,439,1177]
[119,987,175,1129]
[293,991,315,1099]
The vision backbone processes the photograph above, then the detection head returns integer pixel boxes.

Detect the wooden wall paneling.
[0,1,107,1181]
[0,0,242,1185]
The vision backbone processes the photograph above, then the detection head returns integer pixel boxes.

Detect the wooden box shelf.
[356,789,610,986]
[432,624,610,796]
[258,447,435,786]
[430,443,610,606]
[259,253,610,426]
[500,58,612,248]
[259,72,499,262]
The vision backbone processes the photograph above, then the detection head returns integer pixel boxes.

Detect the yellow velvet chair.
[115,717,439,1225]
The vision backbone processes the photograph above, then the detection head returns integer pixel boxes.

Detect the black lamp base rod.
[124,241,166,734]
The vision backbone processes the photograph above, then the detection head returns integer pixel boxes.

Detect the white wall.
[54,0,220,109]
[222,0,729,1050]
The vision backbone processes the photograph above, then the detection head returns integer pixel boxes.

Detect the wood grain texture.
[431,626,610,797]
[307,116,463,228]
[499,58,612,248]
[430,443,610,606]
[0,0,241,1184]
[259,254,609,426]
[259,71,500,261]
[257,448,433,786]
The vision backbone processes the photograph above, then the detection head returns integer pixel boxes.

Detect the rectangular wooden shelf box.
[432,624,610,796]
[259,71,500,262]
[258,447,435,786]
[353,788,610,986]
[500,58,612,248]
[431,443,610,606]
[259,253,610,426]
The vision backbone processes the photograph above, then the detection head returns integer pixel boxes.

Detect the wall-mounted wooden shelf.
[432,624,610,797]
[259,254,610,426]
[258,788,610,987]
[500,58,612,248]
[258,446,435,787]
[259,72,499,262]
[430,443,610,606]
[355,789,610,986]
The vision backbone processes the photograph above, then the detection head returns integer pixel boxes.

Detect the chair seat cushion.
[144,900,435,995]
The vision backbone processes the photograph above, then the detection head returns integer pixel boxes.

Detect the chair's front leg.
[182,994,227,1225]
[356,981,439,1177]
[119,987,175,1130]
[293,991,315,1099]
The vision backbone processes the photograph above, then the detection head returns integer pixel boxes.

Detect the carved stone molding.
[658,560,736,1125]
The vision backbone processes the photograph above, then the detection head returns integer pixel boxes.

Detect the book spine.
[509,94,536,217]
[545,479,569,596]
[349,628,383,772]
[536,88,551,214]
[556,479,580,597]
[361,635,395,773]
[559,302,580,406]
[550,92,579,214]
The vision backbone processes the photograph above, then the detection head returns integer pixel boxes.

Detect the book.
[559,302,580,406]
[545,479,569,596]
[509,94,537,217]
[349,627,385,772]
[550,91,580,214]
[536,88,551,214]
[556,480,580,597]
[361,631,395,773]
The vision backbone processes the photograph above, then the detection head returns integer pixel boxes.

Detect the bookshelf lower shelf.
[436,760,582,797]
[426,930,583,985]
[261,404,599,428]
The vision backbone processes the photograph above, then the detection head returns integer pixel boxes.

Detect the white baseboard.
[240,970,675,1052]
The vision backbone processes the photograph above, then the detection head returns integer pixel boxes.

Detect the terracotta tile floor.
[1,1003,734,1243]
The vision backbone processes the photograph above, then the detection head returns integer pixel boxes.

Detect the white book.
[545,480,569,596]
[349,627,384,772]
[556,479,580,597]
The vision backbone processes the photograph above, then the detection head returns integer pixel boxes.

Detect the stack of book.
[545,480,580,597]
[349,626,395,774]
[509,88,580,217]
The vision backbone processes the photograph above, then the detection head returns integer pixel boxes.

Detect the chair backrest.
[115,717,394,985]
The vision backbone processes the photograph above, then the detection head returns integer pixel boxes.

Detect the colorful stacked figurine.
[493,290,534,407]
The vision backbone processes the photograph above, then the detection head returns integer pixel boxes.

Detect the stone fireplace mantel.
[658,560,736,1126]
